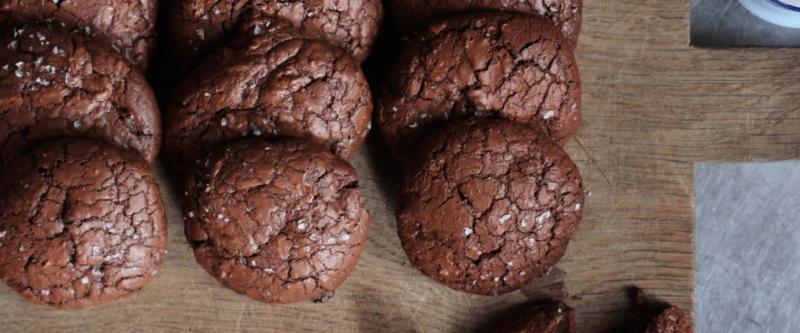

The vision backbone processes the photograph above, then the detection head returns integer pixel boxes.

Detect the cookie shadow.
[363,130,402,210]
[351,287,420,333]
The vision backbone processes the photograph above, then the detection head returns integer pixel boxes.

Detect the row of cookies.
[376,2,585,330]
[377,5,585,296]
[0,2,166,308]
[162,3,382,303]
[377,2,693,331]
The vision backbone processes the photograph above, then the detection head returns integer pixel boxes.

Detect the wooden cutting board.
[2,1,799,332]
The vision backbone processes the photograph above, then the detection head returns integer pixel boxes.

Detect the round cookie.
[496,301,575,333]
[165,16,372,168]
[185,138,370,303]
[377,13,581,163]
[170,0,383,63]
[387,0,581,47]
[398,119,584,295]
[0,0,157,69]
[0,138,167,309]
[0,24,161,167]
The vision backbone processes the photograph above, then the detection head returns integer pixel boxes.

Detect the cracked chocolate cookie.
[185,138,370,303]
[0,24,161,167]
[388,0,581,47]
[0,0,157,69]
[0,138,167,309]
[489,301,576,333]
[641,307,692,333]
[170,0,382,63]
[627,287,692,333]
[398,119,583,295]
[164,17,372,168]
[377,13,581,163]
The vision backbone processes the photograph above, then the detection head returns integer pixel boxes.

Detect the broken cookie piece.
[628,287,693,333]
[481,301,576,333]
[641,306,692,333]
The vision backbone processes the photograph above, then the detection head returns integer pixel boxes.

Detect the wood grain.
[2,1,800,332]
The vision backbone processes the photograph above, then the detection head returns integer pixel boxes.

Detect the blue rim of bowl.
[767,0,800,11]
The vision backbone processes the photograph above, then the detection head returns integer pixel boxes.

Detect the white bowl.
[739,0,800,28]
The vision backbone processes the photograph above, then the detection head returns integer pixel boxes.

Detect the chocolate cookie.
[388,0,581,47]
[185,138,370,303]
[492,301,576,333]
[641,306,692,333]
[165,17,372,168]
[377,13,581,162]
[398,119,584,295]
[627,287,692,333]
[170,0,382,62]
[0,0,157,69]
[0,138,167,309]
[0,24,161,166]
